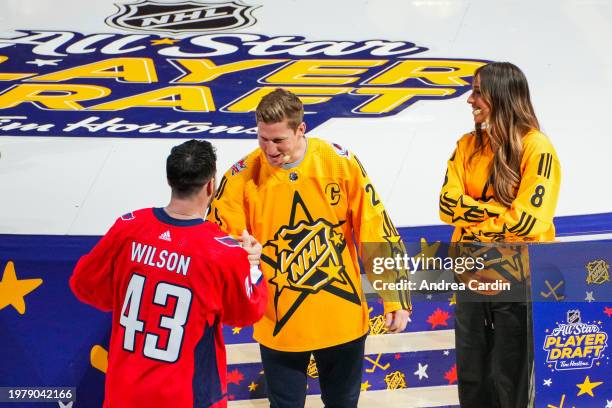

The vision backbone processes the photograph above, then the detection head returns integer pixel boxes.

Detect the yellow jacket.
[209,137,408,351]
[439,129,561,289]
[440,129,561,243]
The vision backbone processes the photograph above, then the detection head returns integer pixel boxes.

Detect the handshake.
[237,229,262,268]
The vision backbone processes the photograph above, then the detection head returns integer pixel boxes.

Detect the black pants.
[259,334,366,408]
[455,302,531,408]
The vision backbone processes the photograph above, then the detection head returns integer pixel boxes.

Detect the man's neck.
[284,136,308,168]
[164,198,205,220]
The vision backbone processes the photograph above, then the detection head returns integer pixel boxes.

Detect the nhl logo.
[384,371,407,390]
[106,0,259,34]
[306,356,319,379]
[567,309,581,325]
[369,313,388,335]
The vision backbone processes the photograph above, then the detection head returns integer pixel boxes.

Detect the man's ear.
[206,176,215,197]
[297,121,306,137]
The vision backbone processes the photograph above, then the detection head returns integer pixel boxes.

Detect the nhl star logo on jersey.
[263,191,361,336]
[105,0,259,34]
[159,230,172,242]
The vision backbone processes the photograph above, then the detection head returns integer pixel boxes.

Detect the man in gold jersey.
[208,88,411,407]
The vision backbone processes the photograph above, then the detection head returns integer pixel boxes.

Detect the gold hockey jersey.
[439,129,561,290]
[209,137,408,351]
[440,129,561,243]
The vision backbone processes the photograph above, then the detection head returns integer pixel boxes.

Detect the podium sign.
[531,241,611,407]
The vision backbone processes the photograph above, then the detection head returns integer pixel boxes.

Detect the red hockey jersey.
[70,208,266,408]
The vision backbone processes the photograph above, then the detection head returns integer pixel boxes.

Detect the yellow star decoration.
[494,244,522,262]
[361,380,372,391]
[417,238,440,259]
[0,261,43,315]
[271,236,293,254]
[270,269,291,293]
[448,292,456,306]
[330,231,343,247]
[90,345,108,374]
[449,196,473,222]
[150,38,179,45]
[248,382,258,392]
[320,264,344,283]
[232,327,242,335]
[386,233,401,244]
[576,375,602,397]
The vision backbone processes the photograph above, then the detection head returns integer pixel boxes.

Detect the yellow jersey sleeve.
[208,166,248,237]
[464,132,561,241]
[439,135,507,227]
[349,154,411,313]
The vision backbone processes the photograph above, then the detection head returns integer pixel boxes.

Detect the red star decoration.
[228,395,235,400]
[394,353,401,360]
[444,364,457,384]
[604,306,612,318]
[426,308,450,329]
[227,369,244,385]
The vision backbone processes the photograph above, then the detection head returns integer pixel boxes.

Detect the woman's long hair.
[471,62,540,207]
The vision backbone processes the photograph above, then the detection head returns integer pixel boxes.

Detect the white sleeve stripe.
[250,265,263,285]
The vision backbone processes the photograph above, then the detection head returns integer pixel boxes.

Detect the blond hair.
[255,88,304,131]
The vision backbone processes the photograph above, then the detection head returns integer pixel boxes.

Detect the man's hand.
[238,229,262,267]
[385,309,411,333]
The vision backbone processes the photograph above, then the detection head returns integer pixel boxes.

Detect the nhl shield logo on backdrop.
[106,0,258,33]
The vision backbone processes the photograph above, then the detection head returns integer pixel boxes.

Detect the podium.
[530,241,611,407]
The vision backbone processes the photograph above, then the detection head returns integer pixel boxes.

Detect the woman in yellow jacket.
[439,62,561,407]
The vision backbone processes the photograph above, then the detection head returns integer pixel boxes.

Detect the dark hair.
[166,140,216,198]
[256,88,304,131]
[471,62,539,207]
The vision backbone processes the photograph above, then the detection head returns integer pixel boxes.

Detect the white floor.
[229,385,459,408]
[226,330,455,365]
[229,385,460,407]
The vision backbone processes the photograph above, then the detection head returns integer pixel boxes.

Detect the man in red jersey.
[70,140,267,408]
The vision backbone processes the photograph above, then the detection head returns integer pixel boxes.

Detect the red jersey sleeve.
[69,216,126,311]
[212,235,267,328]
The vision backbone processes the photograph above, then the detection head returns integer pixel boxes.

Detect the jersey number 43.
[119,273,192,363]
